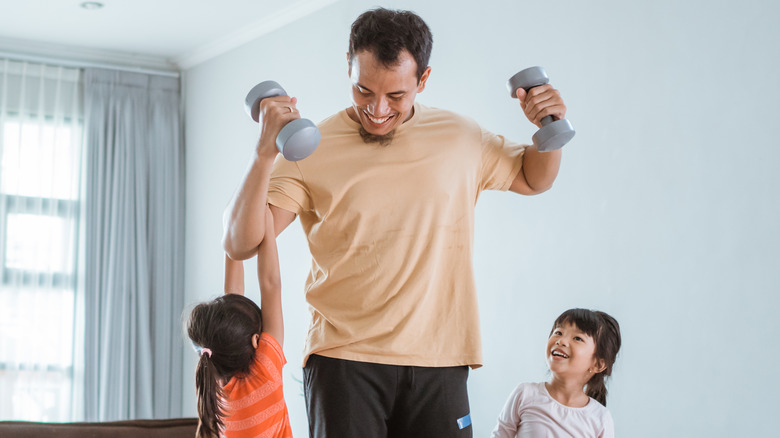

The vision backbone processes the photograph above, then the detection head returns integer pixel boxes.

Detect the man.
[223,8,566,437]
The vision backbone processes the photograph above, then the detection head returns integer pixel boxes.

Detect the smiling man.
[346,24,431,146]
[223,7,568,438]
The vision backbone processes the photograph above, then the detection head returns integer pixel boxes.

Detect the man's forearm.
[223,151,276,260]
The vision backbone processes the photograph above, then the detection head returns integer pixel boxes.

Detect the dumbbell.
[507,67,575,152]
[245,81,320,161]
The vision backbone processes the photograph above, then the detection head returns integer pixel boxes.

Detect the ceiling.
[0,0,340,71]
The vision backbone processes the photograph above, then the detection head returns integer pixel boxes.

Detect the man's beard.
[359,127,395,147]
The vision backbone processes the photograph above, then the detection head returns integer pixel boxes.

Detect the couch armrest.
[0,417,198,438]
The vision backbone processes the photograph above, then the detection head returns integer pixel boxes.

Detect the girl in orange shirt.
[187,210,292,438]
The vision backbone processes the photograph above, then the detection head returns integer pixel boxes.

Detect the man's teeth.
[367,114,390,124]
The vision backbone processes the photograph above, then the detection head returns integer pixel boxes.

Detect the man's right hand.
[256,95,300,159]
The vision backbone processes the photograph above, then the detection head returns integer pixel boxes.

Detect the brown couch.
[0,417,197,438]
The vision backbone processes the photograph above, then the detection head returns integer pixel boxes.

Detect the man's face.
[348,49,430,139]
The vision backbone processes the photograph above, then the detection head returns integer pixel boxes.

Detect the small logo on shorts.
[457,413,471,429]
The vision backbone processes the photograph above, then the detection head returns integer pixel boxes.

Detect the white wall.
[182,0,780,436]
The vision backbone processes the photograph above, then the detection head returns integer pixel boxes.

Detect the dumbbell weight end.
[507,67,549,99]
[277,118,321,161]
[533,118,575,152]
[246,81,287,122]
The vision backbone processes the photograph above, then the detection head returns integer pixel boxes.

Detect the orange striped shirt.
[222,333,293,438]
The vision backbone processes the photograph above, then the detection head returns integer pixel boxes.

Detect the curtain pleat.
[83,68,184,421]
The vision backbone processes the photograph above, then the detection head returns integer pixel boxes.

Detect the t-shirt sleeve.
[600,409,615,438]
[258,332,287,376]
[267,154,311,215]
[490,383,526,438]
[479,127,526,192]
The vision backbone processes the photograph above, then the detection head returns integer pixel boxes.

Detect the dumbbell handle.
[509,68,559,124]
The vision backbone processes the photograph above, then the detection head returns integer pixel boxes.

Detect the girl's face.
[546,322,602,381]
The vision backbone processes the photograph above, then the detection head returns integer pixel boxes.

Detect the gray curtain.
[82,69,185,421]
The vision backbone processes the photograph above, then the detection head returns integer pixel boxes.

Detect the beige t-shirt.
[268,102,525,368]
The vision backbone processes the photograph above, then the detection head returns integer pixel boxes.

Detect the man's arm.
[222,95,301,260]
[224,206,295,296]
[509,84,566,195]
[257,205,284,346]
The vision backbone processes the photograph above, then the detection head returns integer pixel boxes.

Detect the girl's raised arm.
[257,205,284,346]
[224,254,245,295]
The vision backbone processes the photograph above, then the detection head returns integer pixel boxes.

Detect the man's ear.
[417,66,432,92]
[252,333,261,349]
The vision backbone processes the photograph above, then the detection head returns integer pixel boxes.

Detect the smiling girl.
[491,309,622,438]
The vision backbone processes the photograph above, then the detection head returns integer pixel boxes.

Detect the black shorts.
[303,354,473,438]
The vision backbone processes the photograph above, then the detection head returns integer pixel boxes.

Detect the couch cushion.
[0,417,198,438]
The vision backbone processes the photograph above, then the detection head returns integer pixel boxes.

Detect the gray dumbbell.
[245,80,320,161]
[507,67,575,152]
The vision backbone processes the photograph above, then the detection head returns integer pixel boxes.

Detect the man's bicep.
[269,204,296,236]
[508,168,535,195]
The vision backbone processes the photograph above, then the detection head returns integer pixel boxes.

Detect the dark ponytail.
[194,352,224,438]
[186,294,263,437]
[585,369,608,407]
[551,309,622,407]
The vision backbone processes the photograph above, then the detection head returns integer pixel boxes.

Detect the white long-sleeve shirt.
[491,382,614,438]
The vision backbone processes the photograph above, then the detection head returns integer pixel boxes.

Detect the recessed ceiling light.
[80,2,104,10]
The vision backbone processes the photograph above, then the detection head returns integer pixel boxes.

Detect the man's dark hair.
[348,8,433,81]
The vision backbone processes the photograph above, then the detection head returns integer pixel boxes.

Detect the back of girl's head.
[551,308,621,407]
[186,294,262,438]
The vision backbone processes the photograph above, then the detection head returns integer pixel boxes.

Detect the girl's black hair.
[551,308,621,406]
[349,7,433,82]
[186,294,262,438]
